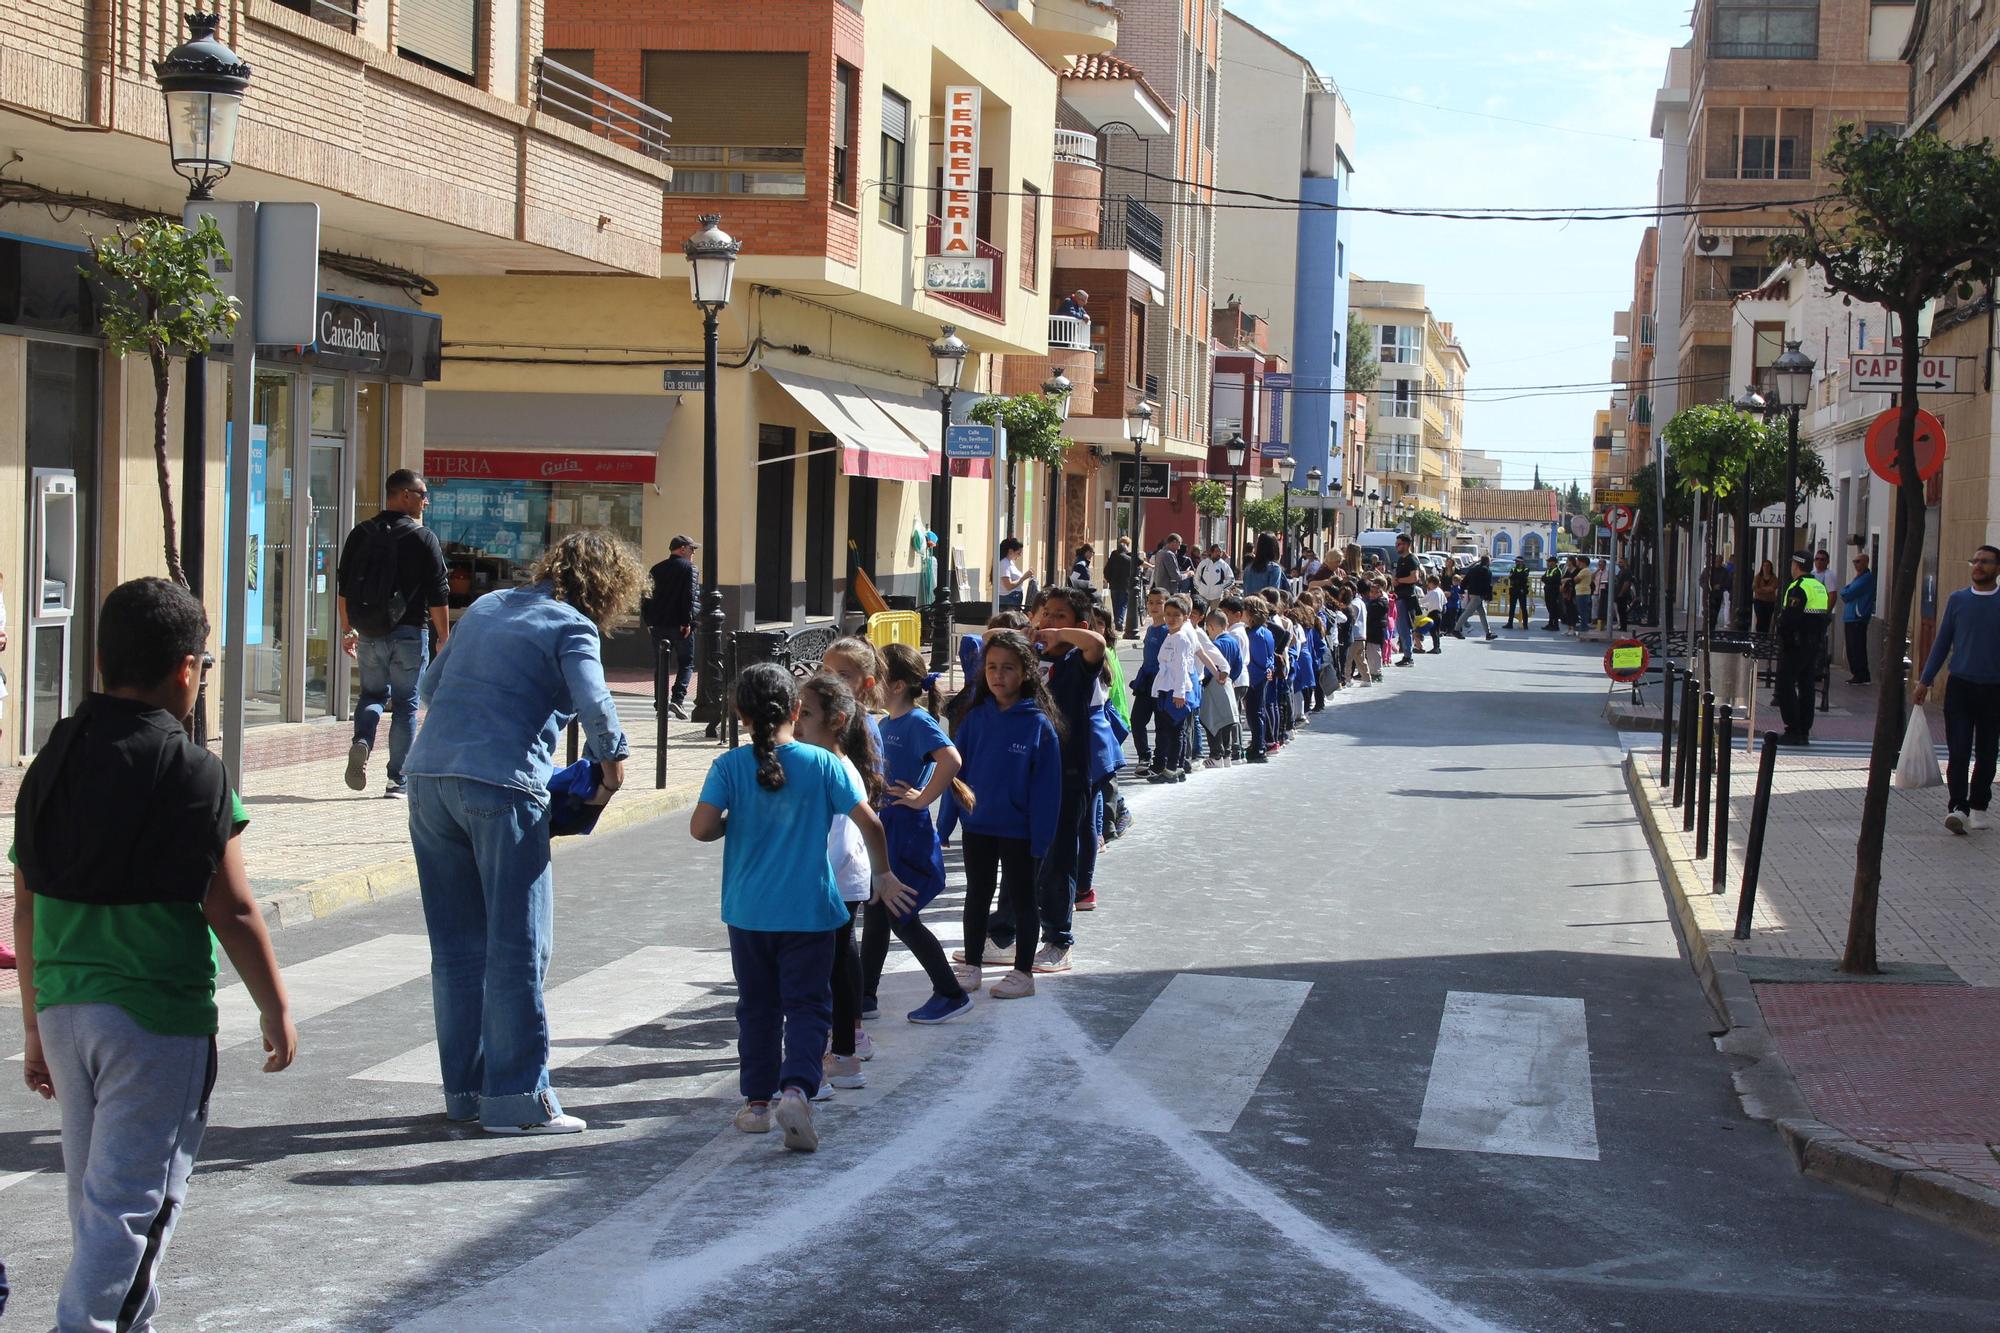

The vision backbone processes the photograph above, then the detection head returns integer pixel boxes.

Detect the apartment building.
[1349,278,1469,521]
[1670,0,1911,404]
[433,0,1077,636]
[1650,46,1692,432]
[1213,13,1357,536]
[0,0,670,759]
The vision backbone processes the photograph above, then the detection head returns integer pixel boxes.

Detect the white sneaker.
[1946,809,1969,835]
[824,1053,867,1090]
[853,1029,876,1061]
[952,963,984,993]
[775,1088,818,1152]
[1968,809,1992,832]
[1032,944,1072,974]
[989,969,1037,1000]
[482,1113,586,1136]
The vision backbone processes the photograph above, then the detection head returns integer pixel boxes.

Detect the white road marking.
[215,934,434,1052]
[0,1169,39,1193]
[1414,991,1599,1162]
[350,946,737,1085]
[1091,972,1312,1132]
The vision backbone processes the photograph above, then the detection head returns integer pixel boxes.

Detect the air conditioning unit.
[1697,233,1735,257]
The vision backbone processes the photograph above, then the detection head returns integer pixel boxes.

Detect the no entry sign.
[1605,504,1635,535]
[1864,407,1947,485]
[1603,640,1650,683]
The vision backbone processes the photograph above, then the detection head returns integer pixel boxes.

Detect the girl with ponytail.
[690,663,914,1152]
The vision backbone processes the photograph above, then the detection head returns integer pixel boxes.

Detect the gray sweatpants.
[38,1003,215,1333]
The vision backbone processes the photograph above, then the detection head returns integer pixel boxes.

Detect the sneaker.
[824,1053,867,1089]
[344,739,370,792]
[1074,890,1097,912]
[483,1113,587,1136]
[1032,943,1073,973]
[951,947,1013,967]
[860,995,880,1021]
[854,1030,876,1061]
[989,969,1037,1000]
[383,781,407,800]
[667,699,689,720]
[733,1100,772,1133]
[1485,634,1498,641]
[1247,753,1270,764]
[1146,771,1172,785]
[953,963,985,992]
[775,1088,819,1152]
[1946,809,1969,835]
[810,1080,835,1102]
[1113,808,1134,837]
[908,992,974,1024]
[1969,810,1993,832]
[1396,657,1414,667]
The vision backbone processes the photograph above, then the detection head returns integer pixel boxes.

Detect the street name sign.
[1849,353,1964,394]
[945,423,1003,460]
[661,369,706,392]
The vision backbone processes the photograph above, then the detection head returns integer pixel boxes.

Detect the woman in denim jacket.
[402,531,642,1135]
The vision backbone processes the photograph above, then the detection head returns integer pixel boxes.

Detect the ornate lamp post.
[1280,454,1299,568]
[1041,366,1073,588]
[684,215,740,736]
[1772,339,1816,564]
[1224,431,1247,560]
[928,325,969,672]
[1125,400,1153,636]
[1305,465,1324,557]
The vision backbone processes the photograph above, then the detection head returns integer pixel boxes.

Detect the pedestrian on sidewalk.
[1104,537,1136,634]
[1914,544,2000,834]
[1752,560,1780,635]
[692,664,913,1152]
[1420,576,1446,653]
[1775,551,1831,747]
[1460,555,1497,640]
[1243,533,1283,596]
[1128,589,1168,769]
[1839,551,1876,685]
[1506,558,1531,629]
[1392,535,1421,666]
[13,578,297,1332]
[1194,543,1234,606]
[1243,597,1278,760]
[1541,558,1563,630]
[795,673,882,1095]
[339,469,450,798]
[402,532,638,1136]
[640,535,700,720]
[995,536,1032,610]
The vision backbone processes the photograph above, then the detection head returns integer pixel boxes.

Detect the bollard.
[1673,670,1697,809]
[1686,686,1708,835]
[1712,702,1733,894]
[1735,732,1784,939]
[1694,690,1715,848]
[1660,660,1676,787]
[566,718,580,767]
[655,637,671,790]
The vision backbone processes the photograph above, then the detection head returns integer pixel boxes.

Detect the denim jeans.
[729,927,835,1100]
[407,774,561,1127]
[652,626,694,703]
[355,625,427,785]
[1395,596,1416,659]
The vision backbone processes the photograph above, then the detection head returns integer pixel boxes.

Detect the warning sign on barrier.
[1604,640,1650,683]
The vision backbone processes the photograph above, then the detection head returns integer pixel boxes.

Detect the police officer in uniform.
[1775,551,1831,745]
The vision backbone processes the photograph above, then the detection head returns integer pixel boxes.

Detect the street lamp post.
[1306,465,1324,559]
[1125,400,1153,636]
[928,326,969,672]
[1224,431,1247,561]
[1041,366,1073,591]
[683,215,741,737]
[1280,455,1299,569]
[1772,340,1816,564]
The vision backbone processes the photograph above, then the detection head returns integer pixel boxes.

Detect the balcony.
[534,56,672,163]
[1639,314,1656,347]
[1049,313,1090,350]
[983,0,1119,60]
[924,219,1008,323]
[1051,130,1102,238]
[1100,197,1165,264]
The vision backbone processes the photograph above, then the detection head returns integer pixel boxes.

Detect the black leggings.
[860,899,967,1004]
[961,832,1039,973]
[829,902,861,1056]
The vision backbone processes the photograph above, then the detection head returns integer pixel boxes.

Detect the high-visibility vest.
[1788,575,1830,615]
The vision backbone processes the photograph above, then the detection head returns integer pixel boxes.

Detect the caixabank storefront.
[0,228,439,764]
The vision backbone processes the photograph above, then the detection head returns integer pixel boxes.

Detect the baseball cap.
[670,534,698,551]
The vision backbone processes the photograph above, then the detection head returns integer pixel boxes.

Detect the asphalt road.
[5,630,1999,1331]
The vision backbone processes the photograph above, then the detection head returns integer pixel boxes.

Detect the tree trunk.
[1843,307,1928,975]
[151,352,188,589]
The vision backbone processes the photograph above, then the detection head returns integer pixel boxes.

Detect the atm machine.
[24,469,79,754]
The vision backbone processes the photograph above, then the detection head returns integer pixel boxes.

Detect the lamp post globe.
[1306,467,1324,552]
[1039,366,1072,582]
[927,326,970,671]
[154,14,251,201]
[1124,400,1152,635]
[1735,386,1767,415]
[1773,340,1814,408]
[684,214,740,735]
[1771,339,1815,566]
[1224,431,1247,558]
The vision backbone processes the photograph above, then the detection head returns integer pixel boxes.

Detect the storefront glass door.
[305,439,344,716]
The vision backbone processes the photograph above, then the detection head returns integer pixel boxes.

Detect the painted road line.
[1414,991,1599,1162]
[0,1169,39,1194]
[215,934,434,1053]
[1090,973,1313,1133]
[351,945,737,1085]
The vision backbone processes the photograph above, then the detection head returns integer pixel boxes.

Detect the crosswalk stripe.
[215,934,434,1053]
[1414,991,1599,1162]
[0,1169,38,1194]
[1088,973,1313,1133]
[350,945,737,1085]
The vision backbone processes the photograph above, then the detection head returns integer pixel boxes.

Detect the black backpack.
[341,515,410,639]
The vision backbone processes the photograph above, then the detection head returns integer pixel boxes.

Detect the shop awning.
[869,386,993,482]
[425,391,676,455]
[762,368,937,482]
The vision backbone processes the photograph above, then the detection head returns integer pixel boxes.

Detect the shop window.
[757,425,796,623]
[429,475,646,607]
[806,434,837,618]
[22,342,101,754]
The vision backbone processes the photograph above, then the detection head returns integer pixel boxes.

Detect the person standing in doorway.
[1914,545,2000,834]
[340,469,449,798]
[641,535,700,720]
[1839,551,1876,685]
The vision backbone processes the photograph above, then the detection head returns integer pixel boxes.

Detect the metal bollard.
[1661,660,1676,787]
[1673,670,1697,809]
[1712,702,1733,894]
[1694,690,1715,848]
[566,718,580,766]
[1735,732,1783,939]
[655,637,671,790]
[1686,686,1709,836]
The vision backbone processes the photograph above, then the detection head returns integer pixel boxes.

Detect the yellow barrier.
[867,611,922,649]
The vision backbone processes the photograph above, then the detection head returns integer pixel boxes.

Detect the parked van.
[1356,527,1403,569]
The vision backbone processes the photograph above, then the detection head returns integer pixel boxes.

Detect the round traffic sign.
[1605,504,1635,535]
[1569,514,1593,539]
[1603,639,1650,683]
[1864,407,1946,485]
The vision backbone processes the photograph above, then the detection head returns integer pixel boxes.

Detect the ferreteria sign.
[926,86,983,295]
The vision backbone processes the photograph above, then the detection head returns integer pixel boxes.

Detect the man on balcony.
[1059,290,1090,321]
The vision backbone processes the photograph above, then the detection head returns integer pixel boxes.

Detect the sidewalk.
[1,670,714,990]
[1623,672,2000,1242]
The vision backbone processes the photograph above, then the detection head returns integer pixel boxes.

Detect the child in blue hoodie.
[1244,597,1278,762]
[1029,587,1113,969]
[939,629,1062,1001]
[1127,589,1168,768]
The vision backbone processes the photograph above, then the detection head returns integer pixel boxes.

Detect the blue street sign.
[1263,372,1293,388]
[946,424,1002,459]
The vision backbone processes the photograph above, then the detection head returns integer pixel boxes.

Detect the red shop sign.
[424,449,657,485]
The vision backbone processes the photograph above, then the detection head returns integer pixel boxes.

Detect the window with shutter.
[398,0,479,82]
[881,89,910,226]
[645,52,810,195]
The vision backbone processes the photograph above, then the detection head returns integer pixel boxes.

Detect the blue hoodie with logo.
[937,695,1063,857]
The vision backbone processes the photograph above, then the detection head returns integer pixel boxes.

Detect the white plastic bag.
[1894,706,1943,789]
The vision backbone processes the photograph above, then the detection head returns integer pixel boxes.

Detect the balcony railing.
[924,220,1008,323]
[1710,40,1816,60]
[534,56,673,163]
[1054,129,1097,164]
[1049,313,1090,350]
[1638,314,1655,347]
[1051,196,1164,266]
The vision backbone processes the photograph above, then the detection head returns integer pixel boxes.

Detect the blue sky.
[1228,0,1694,492]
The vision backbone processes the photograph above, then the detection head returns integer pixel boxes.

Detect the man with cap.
[1775,550,1831,745]
[641,535,700,718]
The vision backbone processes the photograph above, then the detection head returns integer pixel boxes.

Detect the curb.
[1622,750,2000,1248]
[252,781,703,932]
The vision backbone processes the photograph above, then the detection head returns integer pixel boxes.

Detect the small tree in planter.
[968,390,1072,570]
[1661,401,1763,684]
[86,215,238,588]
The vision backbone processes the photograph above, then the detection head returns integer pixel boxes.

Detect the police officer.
[1775,551,1831,745]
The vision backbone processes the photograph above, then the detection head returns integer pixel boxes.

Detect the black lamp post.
[684,214,740,736]
[1368,488,1381,530]
[1125,399,1153,636]
[1041,366,1073,588]
[1771,339,1816,564]
[1280,455,1299,569]
[1224,431,1247,560]
[1306,465,1324,558]
[928,325,969,672]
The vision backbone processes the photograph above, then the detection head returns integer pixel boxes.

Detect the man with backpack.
[338,469,449,797]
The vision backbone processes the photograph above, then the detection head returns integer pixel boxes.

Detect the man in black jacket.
[338,470,449,797]
[1104,537,1137,637]
[1507,560,1532,628]
[642,535,700,718]
[1458,555,1497,640]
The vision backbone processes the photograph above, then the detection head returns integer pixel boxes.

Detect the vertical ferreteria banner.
[941,86,981,256]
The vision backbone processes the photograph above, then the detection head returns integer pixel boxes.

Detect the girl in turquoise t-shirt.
[691,663,913,1153]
